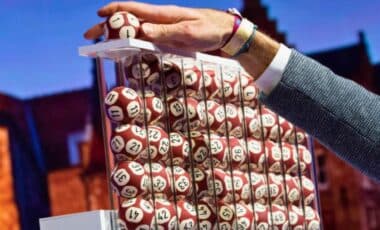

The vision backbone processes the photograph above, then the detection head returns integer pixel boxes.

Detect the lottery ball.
[266,173,285,205]
[287,128,308,146]
[208,168,233,202]
[218,69,240,102]
[104,86,142,124]
[225,103,243,137]
[110,124,147,161]
[245,172,267,204]
[104,11,140,40]
[240,73,259,108]
[298,176,315,205]
[254,203,271,230]
[285,175,301,204]
[269,116,294,142]
[192,167,209,198]
[240,106,261,139]
[154,199,177,230]
[167,95,185,131]
[271,204,289,229]
[209,137,229,169]
[218,201,236,229]
[138,91,164,125]
[232,170,248,201]
[197,199,217,230]
[171,166,193,198]
[198,100,226,134]
[246,138,265,172]
[181,97,202,130]
[177,200,197,230]
[257,107,278,140]
[203,68,222,99]
[125,53,161,90]
[118,197,154,229]
[145,162,172,198]
[163,61,182,96]
[111,161,149,198]
[295,145,312,173]
[168,132,190,166]
[190,131,210,166]
[305,206,320,230]
[228,137,247,168]
[265,141,282,173]
[235,202,255,230]
[183,64,203,97]
[289,205,305,230]
[143,125,169,162]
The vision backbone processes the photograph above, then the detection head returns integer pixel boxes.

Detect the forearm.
[235,31,280,80]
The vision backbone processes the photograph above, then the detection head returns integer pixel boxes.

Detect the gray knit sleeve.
[260,49,380,180]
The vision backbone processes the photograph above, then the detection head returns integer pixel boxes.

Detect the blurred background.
[0,0,379,229]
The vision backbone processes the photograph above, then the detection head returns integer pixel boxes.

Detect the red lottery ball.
[125,53,161,91]
[240,106,261,139]
[228,137,247,168]
[235,202,255,230]
[240,73,259,108]
[266,173,285,205]
[138,91,164,125]
[180,97,202,130]
[118,197,155,230]
[171,166,193,198]
[218,201,236,229]
[246,138,266,172]
[154,199,178,230]
[271,204,289,229]
[232,170,248,201]
[197,199,217,230]
[183,64,203,98]
[298,176,315,205]
[289,205,305,229]
[258,107,278,140]
[208,168,233,202]
[111,161,149,198]
[177,200,197,230]
[218,69,240,102]
[190,131,209,166]
[203,68,222,99]
[163,61,182,96]
[254,203,271,229]
[269,116,294,142]
[168,132,190,166]
[246,172,267,204]
[225,103,243,137]
[192,167,209,198]
[287,128,308,146]
[198,100,226,133]
[110,124,147,161]
[104,11,140,40]
[281,142,298,174]
[305,206,320,230]
[265,141,283,173]
[104,86,142,124]
[295,145,312,173]
[285,175,301,204]
[209,137,229,169]
[144,125,170,162]
[166,96,185,131]
[145,162,172,198]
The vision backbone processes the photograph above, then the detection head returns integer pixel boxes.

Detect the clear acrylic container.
[79,38,323,230]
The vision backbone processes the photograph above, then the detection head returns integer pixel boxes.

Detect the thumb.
[141,22,184,44]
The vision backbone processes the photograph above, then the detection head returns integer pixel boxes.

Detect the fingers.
[84,22,104,40]
[140,22,187,45]
[97,1,196,23]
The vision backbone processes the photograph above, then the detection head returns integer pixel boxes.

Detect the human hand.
[84,1,235,52]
